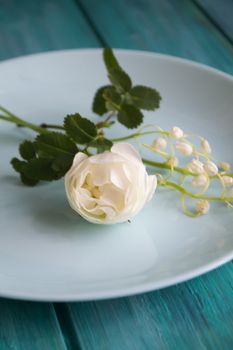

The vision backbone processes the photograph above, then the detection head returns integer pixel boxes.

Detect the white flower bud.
[65,143,157,224]
[152,137,167,151]
[219,161,230,172]
[192,174,208,187]
[201,139,211,154]
[170,126,184,139]
[222,175,233,187]
[167,156,179,167]
[187,159,204,174]
[196,199,210,215]
[175,142,193,156]
[204,161,218,176]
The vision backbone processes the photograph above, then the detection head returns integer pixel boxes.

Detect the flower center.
[82,174,101,199]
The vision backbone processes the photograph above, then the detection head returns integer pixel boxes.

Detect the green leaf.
[117,104,144,129]
[103,48,121,72]
[51,155,73,176]
[19,141,36,160]
[35,132,78,158]
[20,173,39,186]
[103,49,132,92]
[92,85,111,116]
[109,68,132,93]
[23,158,61,181]
[129,85,161,110]
[11,157,27,173]
[11,157,40,186]
[64,114,97,144]
[89,137,113,153]
[103,86,121,105]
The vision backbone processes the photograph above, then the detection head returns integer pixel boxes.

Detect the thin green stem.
[0,105,47,134]
[159,180,233,201]
[143,158,233,179]
[111,131,162,142]
[143,158,194,176]
[0,114,12,123]
[40,123,64,130]
[96,112,115,129]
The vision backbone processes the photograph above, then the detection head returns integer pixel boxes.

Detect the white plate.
[0,49,233,301]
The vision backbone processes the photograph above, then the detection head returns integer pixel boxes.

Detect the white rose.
[65,143,157,224]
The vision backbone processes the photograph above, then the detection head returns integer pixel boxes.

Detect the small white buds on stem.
[192,174,208,187]
[219,161,230,172]
[201,139,211,154]
[152,137,167,151]
[187,159,204,174]
[175,142,193,156]
[204,161,218,176]
[167,156,179,168]
[170,126,184,139]
[196,199,210,215]
[222,176,233,187]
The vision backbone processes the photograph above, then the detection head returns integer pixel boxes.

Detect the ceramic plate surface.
[0,49,233,301]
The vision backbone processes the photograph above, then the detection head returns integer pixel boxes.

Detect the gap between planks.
[54,303,82,350]
[192,0,233,46]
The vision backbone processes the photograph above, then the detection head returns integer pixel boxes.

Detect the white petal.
[111,143,142,164]
[145,175,157,202]
[89,151,123,164]
[90,164,110,186]
[72,152,88,166]
[110,164,129,189]
[98,184,125,212]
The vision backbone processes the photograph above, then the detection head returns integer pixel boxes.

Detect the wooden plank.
[64,1,233,349]
[0,299,67,350]
[195,0,233,43]
[0,1,101,349]
[78,0,233,74]
[0,0,100,61]
[67,264,233,350]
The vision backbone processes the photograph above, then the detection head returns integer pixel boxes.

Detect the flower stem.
[111,130,163,142]
[143,158,194,176]
[0,106,47,134]
[40,123,64,130]
[159,180,233,201]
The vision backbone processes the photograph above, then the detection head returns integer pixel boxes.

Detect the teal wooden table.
[0,0,233,349]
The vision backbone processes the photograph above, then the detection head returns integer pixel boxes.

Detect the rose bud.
[65,143,157,224]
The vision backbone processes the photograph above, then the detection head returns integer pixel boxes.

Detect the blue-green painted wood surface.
[0,0,100,349]
[78,0,233,74]
[195,0,233,43]
[0,300,67,350]
[67,264,233,350]
[0,0,100,60]
[0,0,233,349]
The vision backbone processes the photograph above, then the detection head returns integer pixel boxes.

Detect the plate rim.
[1,48,233,82]
[0,251,233,302]
[0,48,233,301]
